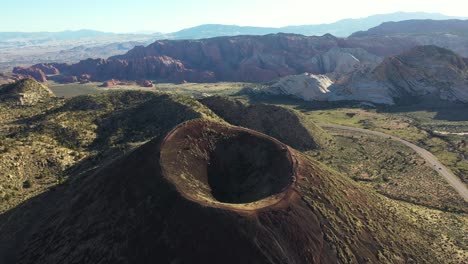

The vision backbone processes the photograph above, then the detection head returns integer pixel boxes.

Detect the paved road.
[321,124,468,202]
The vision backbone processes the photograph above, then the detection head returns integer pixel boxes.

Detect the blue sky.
[2,0,467,33]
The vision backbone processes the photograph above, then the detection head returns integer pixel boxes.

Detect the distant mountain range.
[350,19,468,37]
[0,12,466,71]
[0,29,162,42]
[2,11,459,41]
[169,12,464,39]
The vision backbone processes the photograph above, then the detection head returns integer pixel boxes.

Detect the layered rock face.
[12,67,47,83]
[31,33,415,83]
[310,47,382,75]
[265,73,334,101]
[259,45,468,104]
[30,63,60,75]
[373,45,468,102]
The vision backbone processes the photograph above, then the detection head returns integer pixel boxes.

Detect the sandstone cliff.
[33,34,407,83]
[259,46,468,104]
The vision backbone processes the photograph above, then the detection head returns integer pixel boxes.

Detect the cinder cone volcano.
[11,119,438,264]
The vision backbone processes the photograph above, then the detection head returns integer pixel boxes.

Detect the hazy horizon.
[2,0,468,33]
[0,11,465,35]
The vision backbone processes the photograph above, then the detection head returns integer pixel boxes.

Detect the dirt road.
[321,124,468,202]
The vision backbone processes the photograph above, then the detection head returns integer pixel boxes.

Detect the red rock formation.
[30,63,60,75]
[46,33,435,83]
[101,79,119,87]
[12,67,47,83]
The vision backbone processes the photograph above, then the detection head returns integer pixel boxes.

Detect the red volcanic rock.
[31,63,60,75]
[136,80,154,87]
[12,67,47,83]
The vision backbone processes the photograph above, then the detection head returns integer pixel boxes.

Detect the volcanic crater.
[160,119,296,209]
[1,117,441,263]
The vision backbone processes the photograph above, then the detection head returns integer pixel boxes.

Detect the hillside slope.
[0,87,223,214]
[0,78,54,105]
[200,96,332,150]
[0,119,459,263]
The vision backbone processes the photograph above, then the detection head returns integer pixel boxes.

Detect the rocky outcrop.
[12,67,47,83]
[257,46,468,104]
[58,56,216,83]
[0,78,55,105]
[258,72,395,104]
[310,47,382,75]
[100,79,134,87]
[266,73,334,101]
[100,79,119,87]
[30,63,60,75]
[373,45,468,102]
[137,80,154,87]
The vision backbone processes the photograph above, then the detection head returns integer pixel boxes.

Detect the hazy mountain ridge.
[0,30,162,71]
[171,12,463,39]
[350,19,468,37]
[0,12,463,71]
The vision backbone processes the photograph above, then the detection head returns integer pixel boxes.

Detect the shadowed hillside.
[200,96,332,150]
[0,119,457,263]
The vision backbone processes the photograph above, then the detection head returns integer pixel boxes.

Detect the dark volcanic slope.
[200,96,332,150]
[0,119,445,263]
